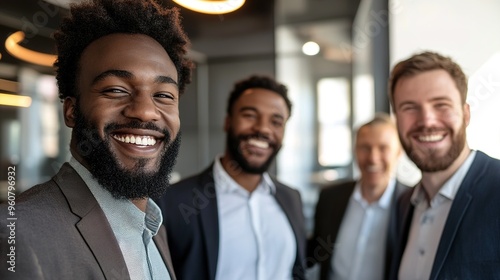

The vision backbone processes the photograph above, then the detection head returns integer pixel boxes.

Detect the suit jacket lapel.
[385,181,408,278]
[197,166,220,280]
[430,153,486,279]
[154,226,177,280]
[328,183,354,246]
[55,163,130,279]
[273,180,306,277]
[389,188,414,280]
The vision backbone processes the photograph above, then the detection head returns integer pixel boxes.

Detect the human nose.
[417,105,438,127]
[368,148,380,163]
[123,93,160,122]
[253,117,272,136]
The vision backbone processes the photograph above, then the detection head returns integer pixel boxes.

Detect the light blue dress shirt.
[69,157,171,280]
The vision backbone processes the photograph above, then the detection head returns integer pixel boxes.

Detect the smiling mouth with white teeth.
[418,134,445,142]
[366,165,382,172]
[112,134,157,146]
[247,138,270,149]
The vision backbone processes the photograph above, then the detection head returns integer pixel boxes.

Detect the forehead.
[233,88,289,115]
[79,33,177,79]
[394,69,461,103]
[356,124,398,145]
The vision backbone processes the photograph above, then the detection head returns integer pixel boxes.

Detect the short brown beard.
[400,122,466,172]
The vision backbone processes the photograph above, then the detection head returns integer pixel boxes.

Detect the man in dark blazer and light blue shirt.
[157,75,306,280]
[309,113,408,280]
[388,51,500,280]
[0,0,194,279]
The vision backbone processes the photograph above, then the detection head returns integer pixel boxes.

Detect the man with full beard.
[388,51,500,280]
[0,0,193,279]
[156,75,306,280]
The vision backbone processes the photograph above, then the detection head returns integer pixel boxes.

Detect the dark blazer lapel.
[153,226,177,280]
[430,153,486,279]
[315,182,354,280]
[55,163,130,280]
[327,183,355,245]
[385,181,409,278]
[197,165,220,280]
[273,180,306,278]
[389,188,414,280]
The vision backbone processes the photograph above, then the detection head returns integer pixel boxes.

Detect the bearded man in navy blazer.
[157,75,306,280]
[388,51,500,280]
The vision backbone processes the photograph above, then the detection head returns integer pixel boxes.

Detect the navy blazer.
[157,164,307,280]
[308,179,408,280]
[389,151,500,280]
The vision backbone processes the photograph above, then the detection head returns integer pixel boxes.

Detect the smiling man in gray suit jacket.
[0,0,194,279]
[157,75,306,280]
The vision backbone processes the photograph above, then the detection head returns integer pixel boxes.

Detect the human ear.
[63,97,77,128]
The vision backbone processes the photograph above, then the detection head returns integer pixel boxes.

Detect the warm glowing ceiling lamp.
[172,0,245,14]
[302,41,320,56]
[0,93,32,108]
[5,31,57,67]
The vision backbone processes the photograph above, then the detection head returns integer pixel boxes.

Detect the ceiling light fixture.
[5,31,57,67]
[0,93,32,108]
[172,0,245,14]
[302,41,320,56]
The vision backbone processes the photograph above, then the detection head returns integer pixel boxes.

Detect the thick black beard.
[226,128,280,174]
[72,106,181,200]
[401,124,466,172]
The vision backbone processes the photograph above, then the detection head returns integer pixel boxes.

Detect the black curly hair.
[226,75,292,117]
[53,0,194,102]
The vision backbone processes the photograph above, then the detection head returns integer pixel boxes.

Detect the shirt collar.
[68,157,163,235]
[352,178,396,209]
[213,155,276,196]
[410,150,477,206]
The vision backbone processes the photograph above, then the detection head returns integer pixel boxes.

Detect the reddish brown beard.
[400,122,467,172]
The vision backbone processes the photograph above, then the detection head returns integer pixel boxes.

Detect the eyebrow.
[239,106,286,120]
[398,96,453,107]
[92,69,178,88]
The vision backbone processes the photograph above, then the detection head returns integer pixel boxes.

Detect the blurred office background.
[1,0,500,236]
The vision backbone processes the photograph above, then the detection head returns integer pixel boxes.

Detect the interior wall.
[174,58,276,179]
[389,0,500,185]
[171,0,277,179]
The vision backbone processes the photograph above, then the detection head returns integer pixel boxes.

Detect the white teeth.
[418,134,444,142]
[113,135,157,146]
[248,138,269,149]
[366,165,381,172]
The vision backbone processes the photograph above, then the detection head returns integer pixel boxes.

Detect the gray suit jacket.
[156,163,307,280]
[0,163,176,280]
[309,179,408,280]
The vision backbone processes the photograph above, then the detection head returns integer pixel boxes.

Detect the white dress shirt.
[398,150,476,280]
[329,179,396,280]
[213,157,297,280]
